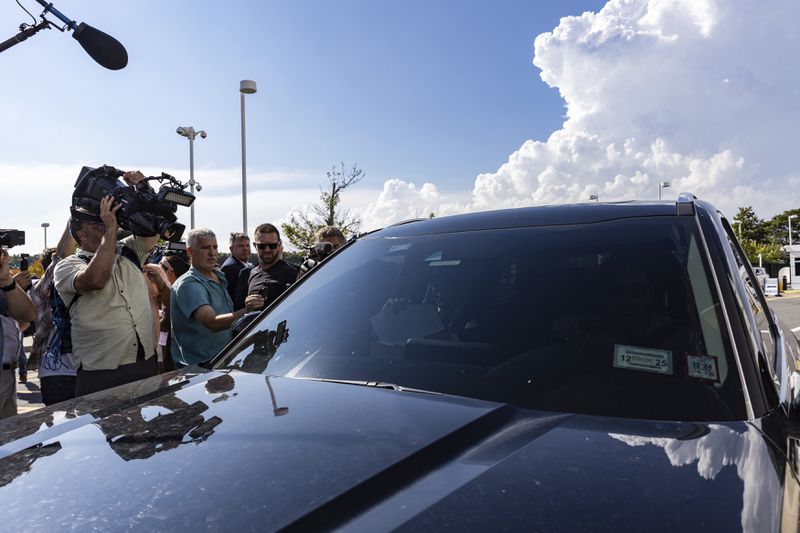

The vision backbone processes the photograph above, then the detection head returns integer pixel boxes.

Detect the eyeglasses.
[254,242,280,250]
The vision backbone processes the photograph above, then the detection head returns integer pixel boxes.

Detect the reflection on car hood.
[0,370,787,531]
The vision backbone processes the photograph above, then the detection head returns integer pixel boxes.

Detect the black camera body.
[19,253,30,271]
[72,165,195,241]
[149,241,189,265]
[0,229,25,248]
[299,241,335,275]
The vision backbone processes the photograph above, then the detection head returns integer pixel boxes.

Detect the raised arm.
[73,196,122,293]
[0,248,35,322]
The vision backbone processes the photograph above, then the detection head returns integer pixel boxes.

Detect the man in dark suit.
[220,232,251,301]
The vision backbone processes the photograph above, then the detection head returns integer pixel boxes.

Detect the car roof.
[376,200,696,238]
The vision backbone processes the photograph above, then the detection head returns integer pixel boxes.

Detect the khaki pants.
[0,367,18,418]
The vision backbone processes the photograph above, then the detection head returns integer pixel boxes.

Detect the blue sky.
[3,0,797,254]
[2,0,601,188]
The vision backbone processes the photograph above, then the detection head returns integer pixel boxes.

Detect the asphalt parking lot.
[768,291,800,338]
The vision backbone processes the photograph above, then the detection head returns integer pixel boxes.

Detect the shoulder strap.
[77,247,141,270]
[67,293,81,310]
[120,245,143,270]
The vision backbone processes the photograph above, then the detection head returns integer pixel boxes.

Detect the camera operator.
[0,247,36,418]
[234,223,298,312]
[297,226,347,280]
[54,170,160,397]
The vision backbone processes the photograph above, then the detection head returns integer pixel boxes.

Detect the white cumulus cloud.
[358,0,800,230]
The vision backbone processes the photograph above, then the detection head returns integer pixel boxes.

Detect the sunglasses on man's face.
[254,242,280,250]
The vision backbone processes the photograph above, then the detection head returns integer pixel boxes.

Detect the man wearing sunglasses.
[233,223,298,312]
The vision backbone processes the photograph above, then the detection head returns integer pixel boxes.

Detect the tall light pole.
[41,222,49,249]
[658,181,671,200]
[240,79,257,234]
[790,214,798,290]
[176,126,207,229]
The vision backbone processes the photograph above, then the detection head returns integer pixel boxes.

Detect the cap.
[70,206,102,222]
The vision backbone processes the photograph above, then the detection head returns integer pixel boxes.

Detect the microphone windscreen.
[72,22,128,70]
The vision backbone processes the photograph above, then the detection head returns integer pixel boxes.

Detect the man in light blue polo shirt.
[170,228,257,366]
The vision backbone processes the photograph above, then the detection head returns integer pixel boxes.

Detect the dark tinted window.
[217,217,746,421]
[721,221,776,368]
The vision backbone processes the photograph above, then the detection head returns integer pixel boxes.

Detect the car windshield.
[216,217,747,421]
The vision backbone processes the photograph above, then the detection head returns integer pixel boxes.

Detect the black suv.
[2,196,799,531]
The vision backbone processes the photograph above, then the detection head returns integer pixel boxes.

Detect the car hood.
[0,369,789,532]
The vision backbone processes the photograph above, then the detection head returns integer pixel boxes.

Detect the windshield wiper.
[291,376,442,396]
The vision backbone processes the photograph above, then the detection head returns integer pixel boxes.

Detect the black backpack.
[39,284,81,372]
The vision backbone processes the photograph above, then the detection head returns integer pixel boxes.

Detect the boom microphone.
[72,22,128,71]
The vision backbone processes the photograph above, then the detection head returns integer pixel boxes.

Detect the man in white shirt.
[54,171,160,397]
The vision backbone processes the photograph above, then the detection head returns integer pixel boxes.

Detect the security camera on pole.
[176,126,206,229]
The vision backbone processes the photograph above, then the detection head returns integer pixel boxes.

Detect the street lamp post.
[176,126,207,229]
[658,181,671,200]
[41,222,49,249]
[790,214,798,290]
[240,79,257,234]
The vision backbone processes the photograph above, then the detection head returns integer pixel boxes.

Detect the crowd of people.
[0,174,347,419]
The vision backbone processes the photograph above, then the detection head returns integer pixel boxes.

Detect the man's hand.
[123,170,145,186]
[0,248,11,285]
[0,247,35,322]
[98,195,121,237]
[12,270,32,291]
[143,263,169,292]
[244,294,265,312]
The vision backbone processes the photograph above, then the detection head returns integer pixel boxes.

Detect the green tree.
[732,206,768,243]
[764,208,800,248]
[733,206,800,266]
[281,163,365,249]
[740,239,783,265]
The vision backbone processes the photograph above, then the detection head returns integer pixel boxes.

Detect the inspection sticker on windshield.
[686,354,720,383]
[613,345,673,375]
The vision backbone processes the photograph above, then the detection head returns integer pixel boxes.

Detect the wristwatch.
[0,279,16,292]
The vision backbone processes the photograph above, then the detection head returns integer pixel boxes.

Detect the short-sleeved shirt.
[233,260,297,310]
[170,267,234,366]
[53,235,154,371]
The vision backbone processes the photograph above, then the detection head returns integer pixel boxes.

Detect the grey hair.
[229,232,249,246]
[186,227,217,248]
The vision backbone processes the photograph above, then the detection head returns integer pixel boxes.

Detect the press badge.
[686,354,720,383]
[613,345,673,375]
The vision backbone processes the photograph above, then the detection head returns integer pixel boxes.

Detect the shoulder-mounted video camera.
[0,229,25,248]
[71,165,195,241]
